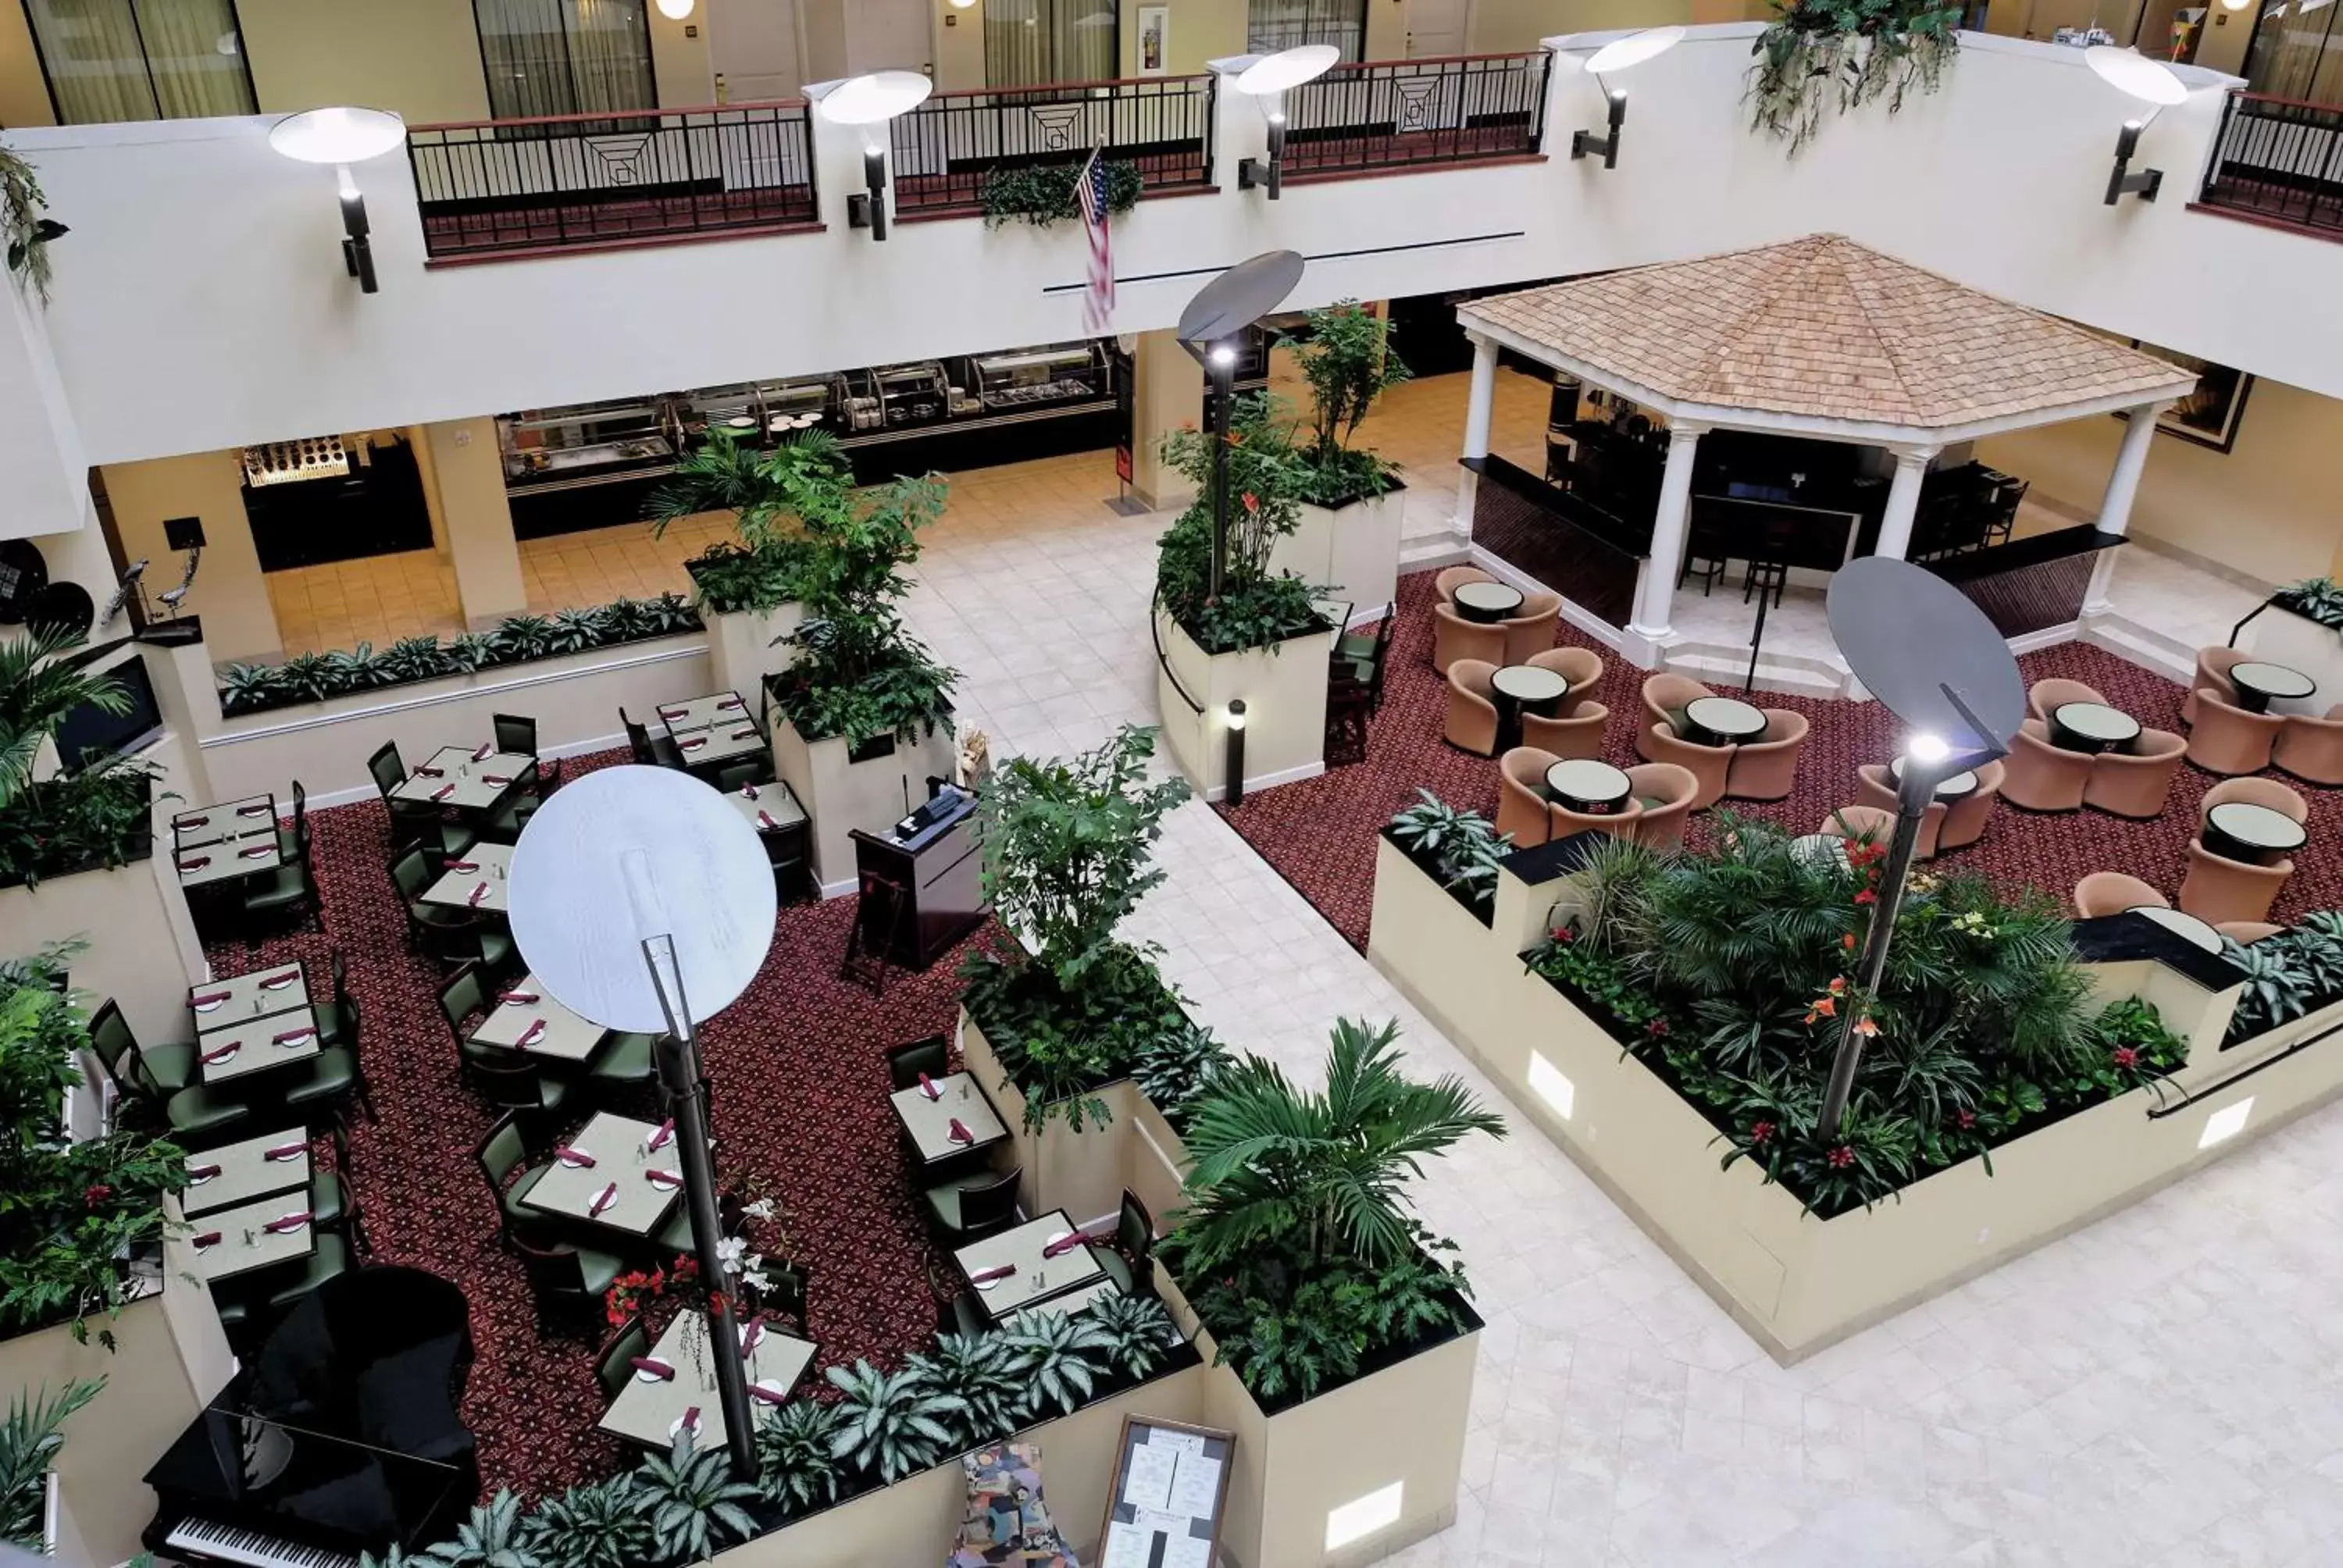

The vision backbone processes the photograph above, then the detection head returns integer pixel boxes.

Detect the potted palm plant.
[648,427,825,693]
[1269,300,1412,620]
[0,623,163,892]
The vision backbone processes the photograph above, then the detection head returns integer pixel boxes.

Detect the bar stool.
[1678,554,1725,596]
[1744,558,1788,610]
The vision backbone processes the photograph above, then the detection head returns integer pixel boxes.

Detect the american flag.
[1075,146,1115,335]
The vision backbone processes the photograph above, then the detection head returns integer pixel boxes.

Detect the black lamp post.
[1175,252,1303,604]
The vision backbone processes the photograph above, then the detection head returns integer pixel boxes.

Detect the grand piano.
[144,1268,477,1568]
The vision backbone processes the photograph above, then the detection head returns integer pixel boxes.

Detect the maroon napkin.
[740,782,760,799]
[473,742,494,762]
[630,1356,676,1381]
[201,1042,241,1065]
[555,1145,596,1168]
[1043,1231,1093,1260]
[741,1316,765,1355]
[515,1019,547,1049]
[259,969,301,990]
[729,726,758,742]
[947,1118,975,1145]
[918,1072,942,1101]
[433,782,456,802]
[659,706,687,721]
[185,1162,221,1180]
[498,989,540,1004]
[468,882,490,907]
[271,1026,316,1047]
[415,765,444,779]
[177,814,210,829]
[679,736,707,752]
[191,989,230,1007]
[645,1168,683,1189]
[178,856,211,872]
[239,844,275,860]
[445,859,480,874]
[264,1140,308,1162]
[718,696,744,710]
[748,1384,788,1406]
[482,775,511,786]
[588,1181,619,1217]
[968,1263,1015,1285]
[237,803,272,818]
[757,811,778,830]
[263,1211,312,1235]
[680,1406,702,1433]
[192,1231,223,1249]
[646,1118,675,1152]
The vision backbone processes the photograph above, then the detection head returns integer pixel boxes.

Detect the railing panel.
[2199,89,2343,236]
[406,102,819,259]
[887,75,1218,216]
[1281,52,1552,177]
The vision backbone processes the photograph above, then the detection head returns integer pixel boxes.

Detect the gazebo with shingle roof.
[1446,234,2199,667]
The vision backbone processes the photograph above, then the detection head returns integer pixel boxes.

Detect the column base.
[1620,622,1680,670]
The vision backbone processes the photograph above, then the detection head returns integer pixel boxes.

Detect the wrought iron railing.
[407,101,819,260]
[2199,89,2343,236]
[887,74,1217,217]
[1280,52,1553,177]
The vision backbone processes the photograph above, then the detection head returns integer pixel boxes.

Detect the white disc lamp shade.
[505,764,778,1035]
[654,0,694,16]
[1235,44,1340,96]
[2084,45,2189,106]
[820,69,935,126]
[1584,25,1685,76]
[268,106,405,165]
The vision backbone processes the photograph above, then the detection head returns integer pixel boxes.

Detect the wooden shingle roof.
[1460,235,2195,431]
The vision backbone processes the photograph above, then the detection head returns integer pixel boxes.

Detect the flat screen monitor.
[53,651,164,772]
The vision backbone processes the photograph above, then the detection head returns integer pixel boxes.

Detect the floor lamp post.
[1176,251,1305,605]
[505,765,779,1477]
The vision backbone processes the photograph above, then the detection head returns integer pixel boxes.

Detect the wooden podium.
[847,784,986,973]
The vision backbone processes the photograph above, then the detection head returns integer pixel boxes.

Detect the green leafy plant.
[650,427,826,615]
[1,1377,100,1549]
[978,158,1142,228]
[908,1330,1025,1444]
[825,1359,961,1484]
[0,146,64,305]
[1079,1291,1177,1381]
[1748,0,1962,152]
[519,1477,653,1568]
[1286,301,1409,504]
[394,1491,544,1568]
[1129,1014,1231,1131]
[1003,1310,1111,1419]
[632,1432,761,1563]
[2274,576,2343,631]
[752,1399,846,1517]
[1385,791,1512,918]
[1154,394,1334,655]
[2220,914,2343,1042]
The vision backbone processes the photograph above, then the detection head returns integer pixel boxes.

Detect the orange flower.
[1242,491,1260,514]
[1853,1014,1880,1037]
[1842,932,1858,952]
[1828,976,1847,996]
[1855,889,1878,906]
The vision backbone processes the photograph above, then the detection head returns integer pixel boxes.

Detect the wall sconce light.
[1233,45,1339,199]
[2084,45,2188,205]
[818,70,933,241]
[1224,699,1248,804]
[654,0,694,16]
[1569,26,1682,169]
[269,106,405,294]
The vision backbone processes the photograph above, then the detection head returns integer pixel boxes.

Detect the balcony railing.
[2199,89,2343,237]
[887,75,1218,218]
[1280,52,1553,178]
[407,101,820,260]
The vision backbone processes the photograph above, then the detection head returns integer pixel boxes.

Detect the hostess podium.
[845,782,986,986]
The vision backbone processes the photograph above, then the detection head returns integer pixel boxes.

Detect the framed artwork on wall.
[2120,340,2254,453]
[1138,4,1168,73]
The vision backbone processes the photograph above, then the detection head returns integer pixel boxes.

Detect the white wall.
[2,30,2334,476]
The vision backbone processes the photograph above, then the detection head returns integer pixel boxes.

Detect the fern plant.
[753,1399,845,1517]
[1747,0,1962,153]
[825,1359,961,1483]
[1004,1309,1111,1418]
[631,1432,760,1564]
[520,1477,652,1568]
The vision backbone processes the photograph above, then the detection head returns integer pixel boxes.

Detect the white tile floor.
[908,450,2343,1568]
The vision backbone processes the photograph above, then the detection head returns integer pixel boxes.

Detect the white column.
[1450,333,1500,535]
[1628,421,1706,647]
[1870,444,1942,561]
[2084,401,2166,615]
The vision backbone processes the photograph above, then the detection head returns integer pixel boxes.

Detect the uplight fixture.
[1570,25,1683,169]
[1234,44,1339,199]
[2199,1097,2253,1149]
[819,69,933,241]
[1325,1482,1404,1552]
[1528,1052,1575,1120]
[1225,699,1249,806]
[269,106,405,294]
[2084,45,2188,205]
[654,0,693,17]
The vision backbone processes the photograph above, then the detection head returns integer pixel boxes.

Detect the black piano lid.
[145,1407,467,1558]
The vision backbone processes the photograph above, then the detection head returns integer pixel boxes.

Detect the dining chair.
[2073,872,2167,920]
[510,1232,622,1331]
[1638,724,1731,810]
[281,1046,376,1126]
[317,954,355,1048]
[474,1112,552,1231]
[439,961,491,1059]
[263,1232,355,1313]
[376,743,475,860]
[594,1317,652,1400]
[761,1260,811,1335]
[2025,678,2107,725]
[393,847,512,971]
[938,1289,990,1339]
[162,1082,256,1146]
[1443,660,1500,757]
[2185,687,2287,776]
[586,1029,659,1094]
[275,780,307,858]
[1096,1189,1154,1294]
[1495,747,1561,849]
[2082,727,2187,818]
[469,1055,570,1116]
[492,713,555,795]
[2000,720,2093,813]
[242,814,322,932]
[92,999,194,1100]
[922,1166,1023,1245]
[1724,711,1809,804]
[2179,839,2294,928]
[886,1034,953,1092]
[715,761,769,795]
[2273,705,2343,787]
[621,709,683,769]
[309,1168,373,1258]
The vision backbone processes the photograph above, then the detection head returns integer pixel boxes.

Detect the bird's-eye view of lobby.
[5,2,2343,1566]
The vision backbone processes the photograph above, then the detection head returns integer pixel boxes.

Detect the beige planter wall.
[1268,493,1405,624]
[1368,836,2331,1360]
[959,1009,1189,1231]
[4,855,205,1051]
[703,603,804,697]
[2240,604,2343,711]
[1154,611,1334,803]
[772,715,958,897]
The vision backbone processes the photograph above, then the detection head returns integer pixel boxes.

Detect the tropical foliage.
[0,623,163,889]
[2222,911,2343,1042]
[651,426,826,615]
[1286,300,1410,504]
[2,1376,99,1549]
[1161,1017,1503,1406]
[1523,818,2191,1214]
[2274,576,2343,632]
[1154,394,1332,655]
[1385,791,1511,920]
[219,595,701,716]
[0,145,63,305]
[1747,0,1961,153]
[978,159,1143,228]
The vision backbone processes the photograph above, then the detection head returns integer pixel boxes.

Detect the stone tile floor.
[908,451,2343,1568]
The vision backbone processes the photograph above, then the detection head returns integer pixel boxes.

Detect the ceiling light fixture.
[654,0,694,16]
[1233,45,1340,200]
[2084,45,2188,205]
[1571,25,1683,169]
[269,106,405,294]
[818,69,933,241]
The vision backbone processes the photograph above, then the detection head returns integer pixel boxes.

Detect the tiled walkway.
[907,454,2343,1568]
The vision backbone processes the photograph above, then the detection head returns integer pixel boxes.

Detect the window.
[2243,0,2343,104]
[985,0,1116,88]
[22,0,255,124]
[1248,0,1367,62]
[475,0,656,119]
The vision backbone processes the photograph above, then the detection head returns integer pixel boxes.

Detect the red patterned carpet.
[1221,569,2343,950]
[209,745,986,1501]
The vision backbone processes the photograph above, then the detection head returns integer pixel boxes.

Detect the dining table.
[2227,661,2316,715]
[1006,1275,1124,1330]
[393,744,535,814]
[1452,581,1525,625]
[188,1194,318,1285]
[171,795,277,852]
[420,841,515,916]
[196,1004,326,1085]
[2049,702,2141,754]
[520,1111,686,1240]
[1545,757,1633,814]
[656,692,754,736]
[173,820,284,889]
[726,779,806,837]
[889,1071,1010,1168]
[180,1128,312,1219]
[190,961,310,1031]
[953,1210,1109,1322]
[469,972,611,1064]
[660,691,768,768]
[1681,697,1768,747]
[1889,754,1980,803]
[2203,801,2308,866]
[598,1310,818,1451]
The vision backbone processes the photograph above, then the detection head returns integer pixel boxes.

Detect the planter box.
[2241,602,2343,709]
[1154,610,1335,804]
[1367,834,2339,1361]
[0,854,205,1051]
[0,1200,235,1568]
[1154,1259,1478,1567]
[771,712,958,898]
[702,602,804,697]
[1268,487,1406,622]
[958,1007,1189,1231]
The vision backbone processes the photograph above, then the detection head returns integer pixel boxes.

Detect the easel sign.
[1095,1414,1234,1568]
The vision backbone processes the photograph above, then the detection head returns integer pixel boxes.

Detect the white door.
[1407,0,1471,57]
[706,0,804,103]
[847,0,934,75]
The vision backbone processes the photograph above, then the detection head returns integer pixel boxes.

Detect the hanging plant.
[0,147,66,305]
[1747,0,1962,154]
[977,159,1142,229]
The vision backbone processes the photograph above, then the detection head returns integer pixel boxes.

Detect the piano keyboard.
[163,1517,361,1568]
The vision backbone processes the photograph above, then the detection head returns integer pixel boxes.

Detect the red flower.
[82,1183,112,1207]
[1956,1109,1977,1130]
[1242,491,1260,515]
[1805,996,1838,1024]
[1646,1017,1669,1038]
[1854,889,1878,907]
[1550,925,1576,943]
[1853,1014,1880,1038]
[1828,976,1847,996]
[1827,1146,1856,1169]
[708,1292,729,1319]
[1842,932,1858,952]
[1750,1120,1776,1144]
[2112,1046,2139,1069]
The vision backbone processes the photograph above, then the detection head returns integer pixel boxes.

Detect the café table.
[174,830,283,890]
[655,692,753,737]
[2049,702,2141,754]
[181,1128,312,1219]
[420,842,515,916]
[190,961,309,1031]
[1681,697,1768,747]
[1007,1276,1123,1331]
[671,718,768,770]
[171,795,276,852]
[1453,581,1525,624]
[1489,665,1570,752]
[599,1309,818,1452]
[890,1071,1010,1169]
[196,1006,325,1085]
[392,744,535,814]
[469,972,610,1064]
[1544,757,1634,815]
[2128,904,2224,956]
[1888,755,1980,803]
[188,1194,318,1285]
[725,780,805,837]
[954,1210,1108,1323]
[521,1112,685,1240]
[2227,661,2316,715]
[2203,801,2308,867]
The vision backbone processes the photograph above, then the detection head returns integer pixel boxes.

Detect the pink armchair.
[1444,659,1500,756]
[2179,839,2293,927]
[1639,672,1714,736]
[2183,646,2245,728]
[2000,719,2092,813]
[1856,764,1948,859]
[1937,760,2003,853]
[1496,747,1561,848]
[1724,710,1809,803]
[1523,701,1609,761]
[1501,590,1562,666]
[2186,686,2286,775]
[1526,647,1603,707]
[2027,678,2107,725]
[2081,726,2186,818]
[2074,872,2167,919]
[1639,723,1731,809]
[1625,763,1700,852]
[1432,601,1508,675]
[2273,704,2343,787]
